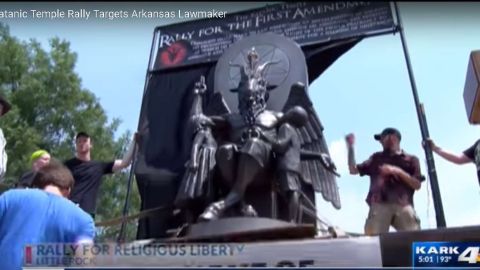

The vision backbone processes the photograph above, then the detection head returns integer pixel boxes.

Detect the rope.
[298,191,363,237]
[97,191,361,239]
[117,142,139,242]
[96,205,169,227]
[298,191,332,228]
[425,159,433,229]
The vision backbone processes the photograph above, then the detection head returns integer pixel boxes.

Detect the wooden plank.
[464,50,480,123]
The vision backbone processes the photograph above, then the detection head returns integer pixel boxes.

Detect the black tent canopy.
[131,1,397,239]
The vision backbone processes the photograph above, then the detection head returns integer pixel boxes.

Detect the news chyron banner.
[413,242,480,267]
[153,1,395,70]
[22,237,382,268]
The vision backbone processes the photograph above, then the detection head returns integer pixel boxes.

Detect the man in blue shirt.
[0,161,95,270]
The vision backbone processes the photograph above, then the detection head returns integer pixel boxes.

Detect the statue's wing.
[204,92,231,116]
[282,82,341,209]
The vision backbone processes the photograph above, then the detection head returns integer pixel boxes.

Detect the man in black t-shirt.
[65,132,136,218]
[425,138,480,187]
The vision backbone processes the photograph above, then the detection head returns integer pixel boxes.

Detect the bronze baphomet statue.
[174,45,340,231]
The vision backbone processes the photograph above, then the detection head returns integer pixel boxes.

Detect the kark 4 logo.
[416,244,480,264]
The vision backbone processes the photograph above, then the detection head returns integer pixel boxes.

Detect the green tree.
[0,23,140,241]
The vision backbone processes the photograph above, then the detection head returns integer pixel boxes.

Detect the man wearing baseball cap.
[64,131,138,219]
[345,127,424,235]
[0,95,11,182]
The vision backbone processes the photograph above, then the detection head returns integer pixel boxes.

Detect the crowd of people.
[0,94,138,269]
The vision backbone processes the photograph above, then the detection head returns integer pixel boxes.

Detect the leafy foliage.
[0,23,140,242]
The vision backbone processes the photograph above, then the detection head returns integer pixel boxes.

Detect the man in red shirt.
[346,128,424,235]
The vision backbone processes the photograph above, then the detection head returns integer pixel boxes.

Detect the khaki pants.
[364,203,420,236]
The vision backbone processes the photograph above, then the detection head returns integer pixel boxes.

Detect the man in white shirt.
[0,95,11,182]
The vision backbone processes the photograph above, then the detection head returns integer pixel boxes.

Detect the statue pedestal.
[167,217,316,242]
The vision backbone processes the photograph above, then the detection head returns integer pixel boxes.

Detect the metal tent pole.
[393,2,446,227]
[117,29,159,242]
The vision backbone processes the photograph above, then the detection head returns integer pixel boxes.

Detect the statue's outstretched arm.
[300,150,340,177]
[300,150,322,160]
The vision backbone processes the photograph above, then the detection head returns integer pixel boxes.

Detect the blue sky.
[2,2,480,234]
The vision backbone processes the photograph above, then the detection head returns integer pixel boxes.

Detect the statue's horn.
[257,60,280,76]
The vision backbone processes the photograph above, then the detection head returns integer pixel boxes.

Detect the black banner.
[153,1,395,71]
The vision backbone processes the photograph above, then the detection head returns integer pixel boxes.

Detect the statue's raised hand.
[194,75,207,95]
